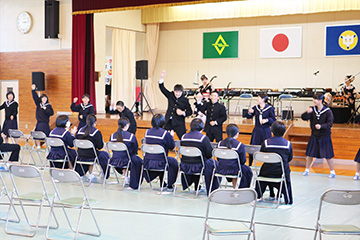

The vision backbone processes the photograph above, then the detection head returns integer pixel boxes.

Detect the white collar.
[6,100,15,107]
[81,103,93,110]
[313,106,330,120]
[256,105,272,114]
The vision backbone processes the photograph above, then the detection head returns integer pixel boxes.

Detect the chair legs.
[138,166,167,194]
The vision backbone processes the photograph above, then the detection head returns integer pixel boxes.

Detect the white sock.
[304,168,309,172]
[88,173,94,179]
[330,170,335,175]
[355,172,359,176]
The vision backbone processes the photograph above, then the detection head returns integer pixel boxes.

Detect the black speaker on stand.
[131,60,153,116]
[32,72,45,91]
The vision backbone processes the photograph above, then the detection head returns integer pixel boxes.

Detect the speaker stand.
[131,78,154,116]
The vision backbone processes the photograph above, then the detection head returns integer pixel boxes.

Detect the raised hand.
[31,84,36,90]
[73,97,78,103]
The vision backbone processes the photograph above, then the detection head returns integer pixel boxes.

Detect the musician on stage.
[301,93,336,178]
[159,70,192,139]
[341,75,357,111]
[195,74,212,101]
[204,91,227,142]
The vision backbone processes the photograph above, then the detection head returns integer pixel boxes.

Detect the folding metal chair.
[203,188,257,240]
[314,189,360,240]
[253,151,290,209]
[139,144,168,194]
[5,164,58,237]
[8,129,33,165]
[173,146,205,198]
[174,140,181,161]
[0,172,20,223]
[73,139,101,186]
[277,94,293,120]
[46,168,101,239]
[244,144,261,171]
[103,141,131,190]
[234,93,253,117]
[210,148,242,191]
[45,137,71,171]
[210,142,218,149]
[29,131,47,167]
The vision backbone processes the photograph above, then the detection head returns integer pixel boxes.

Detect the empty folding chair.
[0,172,20,223]
[45,137,71,171]
[103,141,131,190]
[46,168,101,239]
[203,188,257,240]
[173,146,205,198]
[140,144,169,194]
[234,93,253,117]
[314,189,360,240]
[9,129,33,164]
[253,151,290,209]
[5,164,58,237]
[29,131,48,167]
[277,94,293,120]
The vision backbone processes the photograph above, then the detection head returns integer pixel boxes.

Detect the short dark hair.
[151,113,165,129]
[6,91,15,100]
[82,94,90,100]
[258,94,269,103]
[190,118,204,132]
[271,121,286,137]
[174,84,183,92]
[313,93,324,101]
[211,90,219,96]
[40,93,48,102]
[116,101,124,107]
[56,115,69,128]
[200,74,208,80]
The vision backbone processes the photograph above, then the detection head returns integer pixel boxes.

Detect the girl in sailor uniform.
[76,114,109,183]
[47,115,77,169]
[71,94,95,130]
[180,118,219,195]
[255,121,293,205]
[0,91,18,143]
[144,113,178,191]
[246,94,276,166]
[301,93,335,178]
[31,84,54,139]
[216,124,253,189]
[109,117,143,190]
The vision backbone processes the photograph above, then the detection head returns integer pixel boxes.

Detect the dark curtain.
[72,14,96,112]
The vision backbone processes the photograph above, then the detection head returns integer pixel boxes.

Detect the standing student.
[144,113,178,191]
[193,92,206,123]
[353,149,360,180]
[204,91,227,142]
[246,94,276,166]
[216,124,253,189]
[180,118,219,195]
[71,94,95,130]
[195,74,212,102]
[109,100,137,134]
[255,121,293,205]
[0,91,18,143]
[31,84,54,146]
[109,117,143,190]
[301,93,336,178]
[76,114,109,183]
[159,70,192,139]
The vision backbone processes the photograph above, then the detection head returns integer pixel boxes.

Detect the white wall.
[0,0,72,52]
[154,12,360,114]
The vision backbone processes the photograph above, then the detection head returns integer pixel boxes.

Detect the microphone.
[313,70,319,76]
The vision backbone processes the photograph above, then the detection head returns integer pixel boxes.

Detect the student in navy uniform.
[109,117,143,190]
[301,93,336,178]
[47,115,77,169]
[255,121,293,205]
[159,70,192,139]
[216,124,253,189]
[180,118,219,195]
[0,91,18,143]
[246,94,276,166]
[31,84,54,144]
[144,113,178,191]
[193,92,206,123]
[204,91,227,142]
[70,94,95,130]
[0,125,20,167]
[195,74,212,102]
[353,150,360,180]
[109,100,137,134]
[76,114,110,183]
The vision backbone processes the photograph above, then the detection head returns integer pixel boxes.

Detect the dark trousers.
[144,157,178,188]
[255,178,293,204]
[0,143,20,161]
[164,120,186,139]
[76,151,109,177]
[206,131,223,143]
[49,148,76,169]
[114,155,144,190]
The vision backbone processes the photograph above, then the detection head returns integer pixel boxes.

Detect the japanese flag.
[260,27,302,58]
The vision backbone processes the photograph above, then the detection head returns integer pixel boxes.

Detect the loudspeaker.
[32,72,45,91]
[45,0,59,39]
[136,60,148,79]
[282,110,294,120]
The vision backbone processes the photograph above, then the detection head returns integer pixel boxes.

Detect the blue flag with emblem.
[326,24,360,56]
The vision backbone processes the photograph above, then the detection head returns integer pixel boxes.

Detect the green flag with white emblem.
[203,31,238,59]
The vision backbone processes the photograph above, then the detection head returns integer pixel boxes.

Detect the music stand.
[131,78,154,116]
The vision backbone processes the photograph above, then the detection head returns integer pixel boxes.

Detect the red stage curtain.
[71,14,96,112]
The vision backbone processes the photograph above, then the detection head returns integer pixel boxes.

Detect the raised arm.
[158,70,171,98]
[70,98,81,112]
[31,84,39,106]
[0,102,6,110]
[301,107,313,121]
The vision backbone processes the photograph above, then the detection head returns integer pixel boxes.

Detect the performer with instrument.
[340,75,357,111]
[195,75,215,101]
[246,94,276,166]
[301,93,336,178]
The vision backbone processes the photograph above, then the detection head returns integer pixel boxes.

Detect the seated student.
[216,124,253,188]
[180,118,219,195]
[76,114,109,183]
[255,121,293,205]
[144,113,178,191]
[109,117,143,190]
[0,125,20,170]
[109,101,137,134]
[47,115,77,169]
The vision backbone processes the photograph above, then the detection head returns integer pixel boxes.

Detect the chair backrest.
[209,188,257,205]
[74,139,95,150]
[31,131,47,140]
[174,140,181,149]
[210,142,218,149]
[244,144,261,155]
[321,189,360,206]
[240,93,253,99]
[279,94,293,100]
[213,148,239,160]
[141,138,146,145]
[179,146,204,166]
[106,141,128,152]
[46,137,65,148]
[9,164,41,178]
[8,129,24,139]
[253,152,282,164]
[50,168,81,183]
[141,144,166,155]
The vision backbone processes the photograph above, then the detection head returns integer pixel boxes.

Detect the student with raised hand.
[109,100,137,134]
[216,124,253,189]
[71,94,95,130]
[255,121,293,205]
[109,117,143,190]
[0,91,18,143]
[76,114,109,183]
[143,113,178,191]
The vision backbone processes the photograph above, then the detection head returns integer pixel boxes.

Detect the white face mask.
[65,121,71,129]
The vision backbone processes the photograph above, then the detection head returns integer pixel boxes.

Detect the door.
[0,80,19,125]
